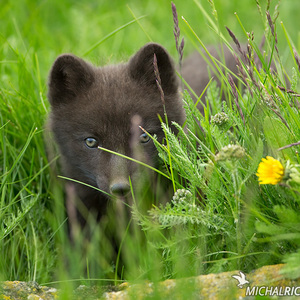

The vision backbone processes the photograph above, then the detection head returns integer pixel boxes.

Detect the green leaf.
[281,250,300,279]
[263,116,294,158]
[273,205,300,225]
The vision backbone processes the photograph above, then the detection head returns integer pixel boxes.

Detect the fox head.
[47,43,184,207]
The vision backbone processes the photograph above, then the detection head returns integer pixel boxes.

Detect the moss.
[0,281,58,300]
[1,264,300,299]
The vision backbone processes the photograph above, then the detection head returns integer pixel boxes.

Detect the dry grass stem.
[153,53,165,105]
[171,2,184,69]
[228,74,245,125]
[293,47,300,73]
[266,10,279,55]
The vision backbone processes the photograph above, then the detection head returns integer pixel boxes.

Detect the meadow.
[1,0,300,298]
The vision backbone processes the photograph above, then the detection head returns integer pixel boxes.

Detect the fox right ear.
[129,43,179,95]
[48,54,95,106]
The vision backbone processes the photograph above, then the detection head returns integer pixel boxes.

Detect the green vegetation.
[1,0,300,298]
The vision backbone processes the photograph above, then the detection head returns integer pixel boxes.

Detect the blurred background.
[2,0,300,78]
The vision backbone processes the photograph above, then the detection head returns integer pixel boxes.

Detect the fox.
[47,43,185,224]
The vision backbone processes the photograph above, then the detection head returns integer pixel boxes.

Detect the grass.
[1,0,300,298]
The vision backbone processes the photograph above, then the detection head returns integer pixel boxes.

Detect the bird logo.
[232,271,249,288]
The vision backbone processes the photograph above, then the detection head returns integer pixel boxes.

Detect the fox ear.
[129,43,179,95]
[48,54,95,106]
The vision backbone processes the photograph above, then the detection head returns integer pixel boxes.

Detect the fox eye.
[140,132,151,144]
[85,137,98,148]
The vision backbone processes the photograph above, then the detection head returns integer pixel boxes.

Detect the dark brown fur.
[181,45,239,99]
[181,43,273,104]
[47,43,185,222]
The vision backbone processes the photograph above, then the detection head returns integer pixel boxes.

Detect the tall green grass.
[1,0,300,298]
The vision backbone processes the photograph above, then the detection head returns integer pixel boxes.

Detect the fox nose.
[110,182,130,197]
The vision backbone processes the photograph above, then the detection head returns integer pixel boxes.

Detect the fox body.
[48,43,185,221]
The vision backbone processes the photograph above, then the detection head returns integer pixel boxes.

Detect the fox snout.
[110,180,131,197]
[108,152,132,198]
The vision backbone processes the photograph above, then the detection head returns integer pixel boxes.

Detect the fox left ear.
[129,43,179,95]
[48,54,95,106]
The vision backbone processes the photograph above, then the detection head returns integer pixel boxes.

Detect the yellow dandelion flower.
[256,156,284,185]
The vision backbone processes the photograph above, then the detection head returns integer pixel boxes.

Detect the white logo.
[232,271,249,288]
[231,270,300,296]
